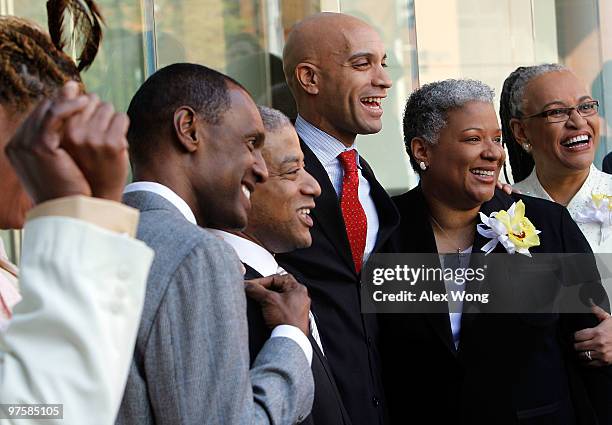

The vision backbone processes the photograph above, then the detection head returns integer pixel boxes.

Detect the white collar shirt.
[514,164,612,253]
[295,115,380,263]
[124,181,197,225]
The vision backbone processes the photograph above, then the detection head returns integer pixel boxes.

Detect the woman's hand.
[574,304,612,366]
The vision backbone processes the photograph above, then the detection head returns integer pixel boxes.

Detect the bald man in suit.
[277,14,399,425]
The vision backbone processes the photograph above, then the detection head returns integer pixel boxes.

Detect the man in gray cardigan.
[116,63,314,424]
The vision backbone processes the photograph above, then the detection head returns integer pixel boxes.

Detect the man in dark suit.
[210,105,352,425]
[276,13,400,425]
[117,64,314,425]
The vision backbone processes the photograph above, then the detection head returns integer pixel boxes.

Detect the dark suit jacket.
[380,186,612,425]
[244,264,352,425]
[277,140,400,425]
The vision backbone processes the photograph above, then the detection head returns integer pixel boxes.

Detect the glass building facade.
[2,0,612,260]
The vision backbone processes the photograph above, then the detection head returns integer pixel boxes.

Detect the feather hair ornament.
[46,0,104,71]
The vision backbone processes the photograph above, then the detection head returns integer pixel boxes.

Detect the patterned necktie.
[338,150,368,274]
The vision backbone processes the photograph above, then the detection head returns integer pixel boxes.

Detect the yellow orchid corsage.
[575,193,612,244]
[477,200,541,256]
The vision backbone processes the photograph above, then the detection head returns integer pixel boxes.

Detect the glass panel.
[415,0,558,108]
[341,0,420,195]
[555,0,611,168]
[81,1,150,112]
[8,0,149,112]
[154,0,321,111]
[413,0,610,175]
[1,0,149,262]
[596,0,612,168]
[155,1,264,102]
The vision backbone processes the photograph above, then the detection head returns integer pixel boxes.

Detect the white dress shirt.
[209,229,324,354]
[124,182,313,364]
[295,115,380,263]
[514,165,612,253]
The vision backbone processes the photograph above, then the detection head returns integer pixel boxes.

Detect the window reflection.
[3,0,612,261]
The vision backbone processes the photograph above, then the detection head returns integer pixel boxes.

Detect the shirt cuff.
[271,325,313,365]
[26,195,139,237]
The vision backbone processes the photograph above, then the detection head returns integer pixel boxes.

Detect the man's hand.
[574,304,612,367]
[6,82,91,203]
[245,273,311,335]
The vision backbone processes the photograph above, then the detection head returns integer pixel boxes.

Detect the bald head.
[282,12,391,146]
[283,13,375,94]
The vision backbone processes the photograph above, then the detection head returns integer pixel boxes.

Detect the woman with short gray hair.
[402,78,495,174]
[380,78,612,425]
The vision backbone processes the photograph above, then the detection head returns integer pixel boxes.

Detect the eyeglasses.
[522,100,599,123]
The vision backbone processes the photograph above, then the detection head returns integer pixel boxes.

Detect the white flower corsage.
[476,200,541,257]
[574,193,612,244]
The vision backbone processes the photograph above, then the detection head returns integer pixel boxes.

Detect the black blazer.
[277,140,400,425]
[380,186,612,425]
[244,264,352,425]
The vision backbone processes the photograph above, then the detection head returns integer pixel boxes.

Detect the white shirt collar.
[208,229,279,276]
[124,181,197,225]
[515,164,599,209]
[295,114,362,169]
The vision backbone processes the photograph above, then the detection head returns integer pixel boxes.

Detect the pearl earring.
[522,143,532,153]
[419,161,428,171]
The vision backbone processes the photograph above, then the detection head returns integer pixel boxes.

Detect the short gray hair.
[257,105,291,133]
[506,63,567,117]
[403,78,495,173]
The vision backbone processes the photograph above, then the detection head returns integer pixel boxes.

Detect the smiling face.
[245,125,321,253]
[306,19,392,146]
[196,86,268,230]
[0,104,33,229]
[420,101,505,209]
[516,70,600,176]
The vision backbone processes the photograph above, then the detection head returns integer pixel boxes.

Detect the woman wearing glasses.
[500,64,612,368]
[501,64,611,253]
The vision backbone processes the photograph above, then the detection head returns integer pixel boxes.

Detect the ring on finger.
[585,350,593,361]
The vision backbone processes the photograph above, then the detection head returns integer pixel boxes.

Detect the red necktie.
[338,150,368,274]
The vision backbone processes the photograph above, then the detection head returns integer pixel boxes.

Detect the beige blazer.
[0,197,154,425]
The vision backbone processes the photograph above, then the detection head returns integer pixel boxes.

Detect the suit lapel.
[360,158,400,254]
[301,140,356,273]
[397,187,456,354]
[461,190,509,342]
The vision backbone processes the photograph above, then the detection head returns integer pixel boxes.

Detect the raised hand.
[6,81,130,204]
[5,81,91,203]
[62,92,129,202]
